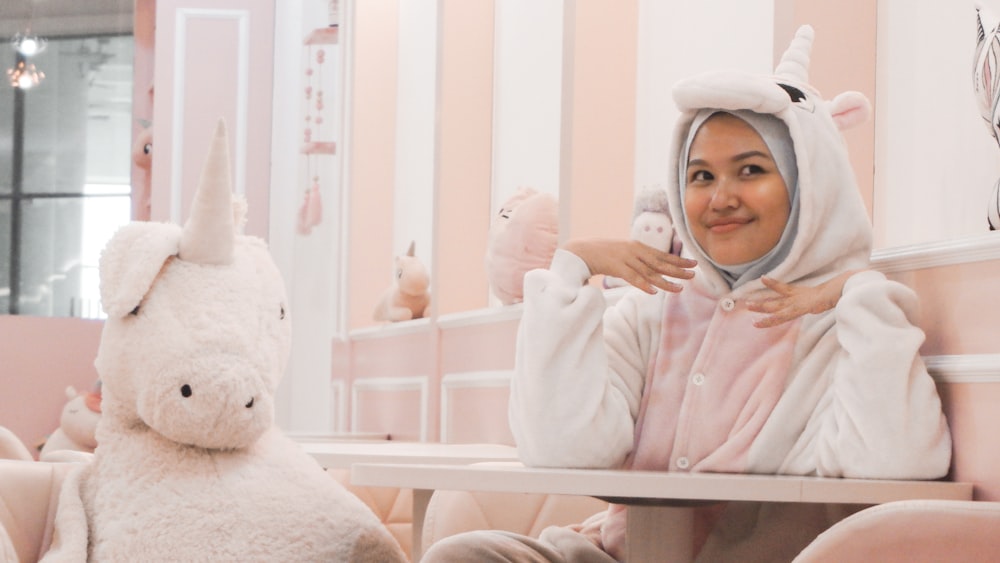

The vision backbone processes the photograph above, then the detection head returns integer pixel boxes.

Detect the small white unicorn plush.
[39,384,101,461]
[42,120,406,562]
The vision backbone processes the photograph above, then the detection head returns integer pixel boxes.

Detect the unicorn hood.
[666,25,873,295]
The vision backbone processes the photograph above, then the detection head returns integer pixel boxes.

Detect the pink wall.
[347,0,398,330]
[890,261,1000,500]
[940,383,1000,501]
[565,0,637,241]
[891,262,1000,357]
[151,0,275,240]
[786,0,877,217]
[0,317,103,455]
[350,327,438,441]
[435,0,495,316]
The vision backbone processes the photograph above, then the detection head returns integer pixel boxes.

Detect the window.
[0,35,133,318]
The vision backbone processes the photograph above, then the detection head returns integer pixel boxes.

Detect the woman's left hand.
[747,270,858,328]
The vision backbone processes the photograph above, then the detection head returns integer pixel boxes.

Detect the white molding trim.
[350,318,433,340]
[439,370,513,443]
[435,286,626,330]
[437,305,523,329]
[351,376,429,441]
[171,8,250,223]
[925,354,1000,384]
[871,233,1000,273]
[330,379,346,433]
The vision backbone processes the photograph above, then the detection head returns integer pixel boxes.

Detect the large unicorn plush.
[41,120,406,562]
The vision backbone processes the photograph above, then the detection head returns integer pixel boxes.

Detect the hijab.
[679,109,801,289]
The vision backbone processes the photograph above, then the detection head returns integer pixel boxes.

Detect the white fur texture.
[39,387,100,459]
[41,121,406,562]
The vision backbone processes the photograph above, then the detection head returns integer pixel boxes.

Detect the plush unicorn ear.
[829,91,871,131]
[99,222,183,318]
[406,241,415,257]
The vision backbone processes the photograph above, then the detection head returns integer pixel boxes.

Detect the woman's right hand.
[563,238,697,294]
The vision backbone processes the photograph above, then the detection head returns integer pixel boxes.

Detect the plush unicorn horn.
[178,118,235,265]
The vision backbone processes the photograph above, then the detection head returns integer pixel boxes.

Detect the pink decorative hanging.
[297,17,338,237]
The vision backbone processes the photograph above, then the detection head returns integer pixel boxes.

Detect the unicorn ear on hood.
[829,91,871,131]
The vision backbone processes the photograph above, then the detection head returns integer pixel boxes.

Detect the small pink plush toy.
[38,383,102,461]
[485,187,559,305]
[373,241,431,322]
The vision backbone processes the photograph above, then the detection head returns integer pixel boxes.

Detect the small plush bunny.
[373,241,431,322]
[41,120,406,562]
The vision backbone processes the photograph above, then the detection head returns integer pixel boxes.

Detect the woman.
[424,25,951,562]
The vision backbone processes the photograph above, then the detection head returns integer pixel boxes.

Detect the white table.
[288,432,390,442]
[351,461,974,562]
[298,441,519,469]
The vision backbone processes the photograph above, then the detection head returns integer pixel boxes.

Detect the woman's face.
[684,113,791,265]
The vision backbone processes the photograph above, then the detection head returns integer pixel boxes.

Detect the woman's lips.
[707,218,751,233]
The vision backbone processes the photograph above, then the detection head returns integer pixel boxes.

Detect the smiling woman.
[0,1,134,317]
[682,111,795,284]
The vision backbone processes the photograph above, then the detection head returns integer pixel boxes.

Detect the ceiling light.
[7,60,44,90]
[11,33,47,57]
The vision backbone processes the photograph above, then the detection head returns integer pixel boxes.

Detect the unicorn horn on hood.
[179,118,235,265]
[774,24,814,84]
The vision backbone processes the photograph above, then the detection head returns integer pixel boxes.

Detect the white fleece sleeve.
[816,270,952,479]
[508,249,662,468]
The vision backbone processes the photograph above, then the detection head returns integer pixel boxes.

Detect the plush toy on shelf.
[974,5,1000,230]
[373,241,431,322]
[485,187,559,305]
[603,186,683,289]
[131,112,153,220]
[41,120,406,563]
[38,383,101,461]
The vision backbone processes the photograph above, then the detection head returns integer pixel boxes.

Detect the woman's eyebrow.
[687,150,772,167]
[732,150,772,162]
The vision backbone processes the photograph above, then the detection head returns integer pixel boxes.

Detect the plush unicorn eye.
[279,305,286,320]
[180,384,192,398]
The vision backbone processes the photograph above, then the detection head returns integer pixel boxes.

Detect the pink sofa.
[0,429,33,463]
[0,460,77,563]
[326,468,608,561]
[793,498,1000,562]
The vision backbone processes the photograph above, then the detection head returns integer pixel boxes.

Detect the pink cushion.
[326,468,413,560]
[422,489,607,551]
[0,460,78,563]
[794,499,1000,562]
[0,428,33,462]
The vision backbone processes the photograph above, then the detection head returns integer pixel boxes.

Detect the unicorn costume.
[479,25,951,562]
